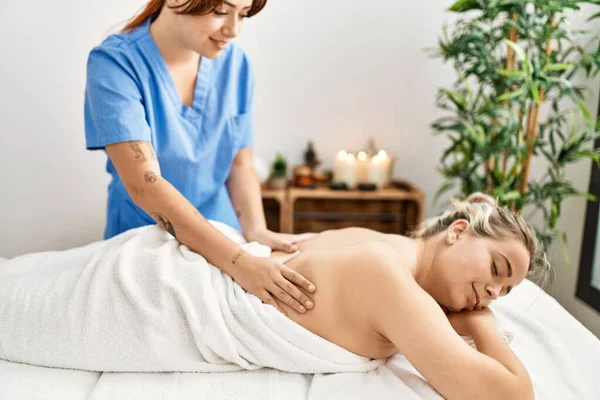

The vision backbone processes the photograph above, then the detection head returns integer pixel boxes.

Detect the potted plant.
[429,0,600,257]
[268,153,289,190]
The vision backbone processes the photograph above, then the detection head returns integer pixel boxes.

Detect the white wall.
[1,1,599,336]
[0,0,455,254]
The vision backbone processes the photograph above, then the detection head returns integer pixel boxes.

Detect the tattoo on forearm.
[152,213,177,238]
[232,250,243,264]
[144,171,157,183]
[129,142,147,164]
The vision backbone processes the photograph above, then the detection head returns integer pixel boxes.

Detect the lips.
[210,38,229,49]
[473,284,480,308]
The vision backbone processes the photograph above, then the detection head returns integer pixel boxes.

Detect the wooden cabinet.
[262,186,424,235]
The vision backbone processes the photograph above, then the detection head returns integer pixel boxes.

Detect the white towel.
[0,223,384,373]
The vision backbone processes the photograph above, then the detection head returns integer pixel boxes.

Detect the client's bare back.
[269,228,412,359]
[294,227,399,252]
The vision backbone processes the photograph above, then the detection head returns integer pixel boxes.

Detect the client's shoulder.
[356,240,414,272]
[335,240,415,287]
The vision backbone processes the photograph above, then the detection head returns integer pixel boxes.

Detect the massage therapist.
[84,0,315,314]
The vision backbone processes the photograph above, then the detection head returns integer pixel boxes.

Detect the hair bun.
[465,192,496,206]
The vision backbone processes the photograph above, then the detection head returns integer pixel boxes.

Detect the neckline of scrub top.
[138,18,213,121]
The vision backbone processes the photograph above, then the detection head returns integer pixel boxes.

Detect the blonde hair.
[411,192,551,288]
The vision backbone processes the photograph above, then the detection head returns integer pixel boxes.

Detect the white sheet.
[1,226,599,399]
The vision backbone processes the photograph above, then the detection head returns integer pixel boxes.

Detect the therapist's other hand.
[245,228,317,253]
[231,252,315,316]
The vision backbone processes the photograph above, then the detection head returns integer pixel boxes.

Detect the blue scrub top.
[84,18,254,239]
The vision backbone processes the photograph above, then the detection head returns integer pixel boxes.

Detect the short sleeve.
[233,111,254,150]
[84,45,152,150]
[237,53,255,150]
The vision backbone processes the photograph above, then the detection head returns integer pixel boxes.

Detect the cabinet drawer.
[294,199,402,214]
[263,198,281,232]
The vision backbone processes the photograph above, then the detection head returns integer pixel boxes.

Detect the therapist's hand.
[230,251,315,316]
[245,228,317,253]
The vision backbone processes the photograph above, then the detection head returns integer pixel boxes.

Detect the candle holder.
[357,183,377,191]
[329,182,349,191]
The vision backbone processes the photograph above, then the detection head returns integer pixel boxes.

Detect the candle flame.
[346,153,355,163]
[358,151,367,161]
[337,150,347,160]
[377,150,388,160]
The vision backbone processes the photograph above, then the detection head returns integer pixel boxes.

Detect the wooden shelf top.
[262,186,424,201]
[260,189,287,201]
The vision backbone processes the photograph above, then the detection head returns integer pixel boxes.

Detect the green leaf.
[559,231,572,268]
[542,63,575,73]
[576,98,594,127]
[496,69,527,78]
[573,191,597,201]
[531,81,541,104]
[465,124,486,147]
[504,40,526,61]
[500,190,521,202]
[548,77,573,89]
[541,148,556,165]
[448,0,480,12]
[431,121,465,134]
[440,89,467,112]
[575,149,600,165]
[504,39,531,76]
[550,203,559,229]
[586,11,600,22]
[497,0,525,6]
[549,130,557,154]
[497,85,527,102]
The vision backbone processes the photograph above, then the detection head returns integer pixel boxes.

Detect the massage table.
[1,225,599,400]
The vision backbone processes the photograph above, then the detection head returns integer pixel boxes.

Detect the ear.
[445,219,469,245]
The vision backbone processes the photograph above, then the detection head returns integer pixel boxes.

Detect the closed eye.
[213,10,249,18]
[492,261,498,276]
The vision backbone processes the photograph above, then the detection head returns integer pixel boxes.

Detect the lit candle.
[342,153,357,188]
[356,151,368,184]
[367,154,386,189]
[333,150,347,184]
[377,150,391,187]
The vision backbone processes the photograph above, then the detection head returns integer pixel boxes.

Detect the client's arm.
[366,243,533,400]
[448,308,532,385]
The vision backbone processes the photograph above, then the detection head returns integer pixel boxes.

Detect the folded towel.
[0,223,384,373]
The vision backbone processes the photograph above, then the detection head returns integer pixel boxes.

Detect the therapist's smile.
[210,38,230,50]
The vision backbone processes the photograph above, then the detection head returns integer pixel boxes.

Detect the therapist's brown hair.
[122,0,268,32]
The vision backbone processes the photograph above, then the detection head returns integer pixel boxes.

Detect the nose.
[485,284,502,301]
[222,15,241,38]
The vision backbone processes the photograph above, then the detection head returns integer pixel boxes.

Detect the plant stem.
[504,104,525,175]
[507,13,519,70]
[519,16,556,196]
[492,13,520,193]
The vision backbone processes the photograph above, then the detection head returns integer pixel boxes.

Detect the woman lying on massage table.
[264,192,548,400]
[0,192,547,400]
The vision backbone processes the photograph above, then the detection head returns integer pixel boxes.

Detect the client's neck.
[411,236,438,288]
